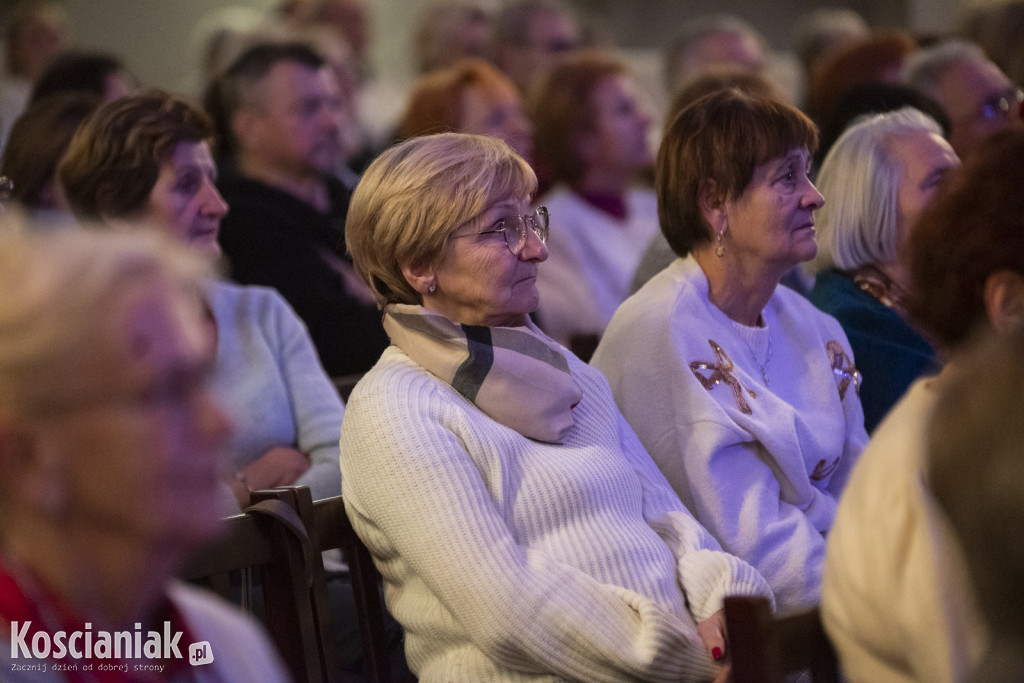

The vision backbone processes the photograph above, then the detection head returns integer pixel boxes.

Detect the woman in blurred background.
[397,56,533,163]
[530,51,657,351]
[58,92,343,512]
[808,107,958,431]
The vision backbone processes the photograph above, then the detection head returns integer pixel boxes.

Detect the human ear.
[0,420,67,517]
[230,108,259,150]
[400,260,438,296]
[984,269,1024,334]
[698,178,726,232]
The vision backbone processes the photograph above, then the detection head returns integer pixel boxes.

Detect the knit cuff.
[679,549,775,622]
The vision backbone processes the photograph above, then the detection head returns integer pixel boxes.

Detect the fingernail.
[712,646,723,661]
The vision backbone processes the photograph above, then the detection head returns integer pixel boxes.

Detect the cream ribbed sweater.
[339,345,771,682]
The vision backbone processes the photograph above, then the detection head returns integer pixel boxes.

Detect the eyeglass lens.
[503,208,549,255]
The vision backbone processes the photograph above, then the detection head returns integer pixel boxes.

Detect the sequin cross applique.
[827,340,861,400]
[810,457,840,481]
[690,339,757,415]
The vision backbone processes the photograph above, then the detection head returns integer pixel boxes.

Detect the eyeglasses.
[977,86,1024,123]
[452,206,549,255]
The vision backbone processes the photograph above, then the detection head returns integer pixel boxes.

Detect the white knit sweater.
[207,280,343,511]
[592,257,868,611]
[339,344,771,682]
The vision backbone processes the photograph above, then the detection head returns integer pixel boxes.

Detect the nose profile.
[520,224,548,262]
[804,180,825,210]
[202,180,229,220]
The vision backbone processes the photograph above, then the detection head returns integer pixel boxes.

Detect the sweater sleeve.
[340,365,721,682]
[670,422,829,611]
[614,411,774,621]
[268,291,343,502]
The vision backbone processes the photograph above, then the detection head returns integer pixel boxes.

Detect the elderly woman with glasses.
[341,132,772,682]
[592,88,869,612]
[808,107,959,432]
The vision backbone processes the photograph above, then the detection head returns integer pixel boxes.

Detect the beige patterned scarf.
[383,304,582,443]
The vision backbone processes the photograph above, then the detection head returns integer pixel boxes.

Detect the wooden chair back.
[309,495,394,683]
[181,486,342,682]
[724,595,840,683]
[331,373,364,402]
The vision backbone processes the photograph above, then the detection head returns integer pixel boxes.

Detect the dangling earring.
[715,230,726,257]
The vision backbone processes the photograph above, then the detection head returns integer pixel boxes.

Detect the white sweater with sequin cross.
[593,256,868,612]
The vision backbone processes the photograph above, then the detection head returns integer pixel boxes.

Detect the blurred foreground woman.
[0,223,288,682]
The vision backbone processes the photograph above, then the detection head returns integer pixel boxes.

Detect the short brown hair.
[529,50,625,185]
[907,129,1024,351]
[397,58,518,139]
[1,92,100,209]
[59,91,213,222]
[657,88,818,257]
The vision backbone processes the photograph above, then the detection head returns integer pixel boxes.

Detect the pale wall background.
[28,0,997,97]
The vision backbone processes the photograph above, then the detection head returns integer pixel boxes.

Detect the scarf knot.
[383,304,582,443]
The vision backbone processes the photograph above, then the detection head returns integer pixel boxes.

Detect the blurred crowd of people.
[2,0,1024,681]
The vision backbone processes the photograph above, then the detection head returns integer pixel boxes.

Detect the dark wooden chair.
[331,373,364,402]
[181,486,342,682]
[725,595,840,683]
[307,495,394,683]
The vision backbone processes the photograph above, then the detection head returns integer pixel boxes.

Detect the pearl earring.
[715,230,725,257]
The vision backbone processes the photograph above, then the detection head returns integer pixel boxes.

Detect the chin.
[191,238,222,261]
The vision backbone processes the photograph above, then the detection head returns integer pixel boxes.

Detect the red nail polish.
[712,646,723,660]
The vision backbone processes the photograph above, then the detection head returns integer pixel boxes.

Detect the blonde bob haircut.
[346,133,536,308]
[0,214,208,419]
[811,107,944,273]
[657,87,818,258]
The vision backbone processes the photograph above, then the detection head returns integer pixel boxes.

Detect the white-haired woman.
[0,224,287,680]
[808,107,959,431]
[342,132,772,682]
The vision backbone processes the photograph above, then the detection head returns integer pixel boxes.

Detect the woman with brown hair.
[397,56,532,163]
[58,92,344,512]
[593,88,868,612]
[530,51,657,348]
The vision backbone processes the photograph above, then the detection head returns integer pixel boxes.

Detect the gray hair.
[903,40,989,100]
[663,14,766,93]
[491,0,575,47]
[811,107,944,272]
[0,215,208,417]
